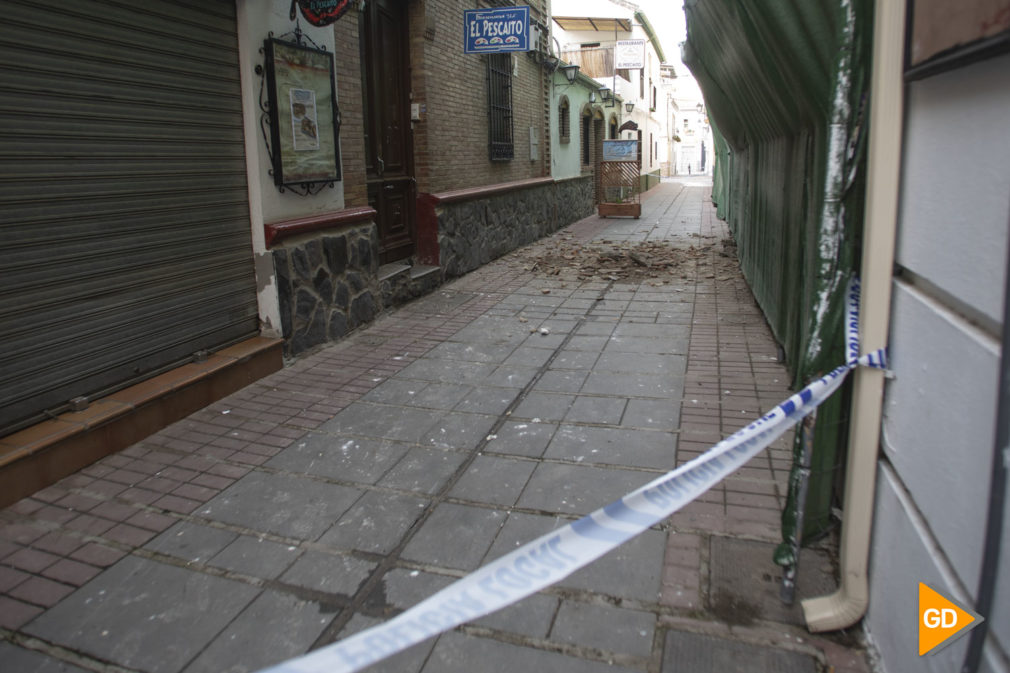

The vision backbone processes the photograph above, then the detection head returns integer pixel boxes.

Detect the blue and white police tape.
[259,278,887,673]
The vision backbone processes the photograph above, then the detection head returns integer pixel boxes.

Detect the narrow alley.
[1,180,869,673]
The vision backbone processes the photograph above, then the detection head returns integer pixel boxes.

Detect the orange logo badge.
[918,582,984,656]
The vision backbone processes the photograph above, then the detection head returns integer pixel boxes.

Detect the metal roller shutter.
[0,0,259,433]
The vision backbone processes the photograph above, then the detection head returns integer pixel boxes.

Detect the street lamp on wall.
[559,64,579,83]
[625,101,635,114]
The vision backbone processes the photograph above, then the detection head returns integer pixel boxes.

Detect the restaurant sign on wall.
[289,0,353,26]
[463,6,530,53]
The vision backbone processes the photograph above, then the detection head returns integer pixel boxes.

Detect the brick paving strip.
[0,180,870,673]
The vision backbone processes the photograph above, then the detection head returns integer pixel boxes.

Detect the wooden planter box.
[598,202,641,218]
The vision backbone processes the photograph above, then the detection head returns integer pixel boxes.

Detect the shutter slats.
[0,0,259,432]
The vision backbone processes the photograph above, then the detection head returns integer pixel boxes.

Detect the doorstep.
[0,336,283,508]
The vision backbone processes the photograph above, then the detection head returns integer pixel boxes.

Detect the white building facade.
[551,0,674,190]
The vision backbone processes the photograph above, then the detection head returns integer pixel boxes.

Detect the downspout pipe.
[802,0,905,632]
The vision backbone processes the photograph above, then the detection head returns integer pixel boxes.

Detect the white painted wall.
[235,0,347,337]
[882,281,999,592]
[551,1,668,177]
[894,55,1010,326]
[550,73,606,180]
[868,52,1010,673]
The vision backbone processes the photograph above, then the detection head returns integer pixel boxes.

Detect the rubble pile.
[513,234,740,284]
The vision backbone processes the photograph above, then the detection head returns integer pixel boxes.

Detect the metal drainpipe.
[801,0,905,632]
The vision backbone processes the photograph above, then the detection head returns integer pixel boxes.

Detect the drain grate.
[663,630,818,672]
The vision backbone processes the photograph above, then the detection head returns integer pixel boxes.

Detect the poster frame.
[263,37,342,189]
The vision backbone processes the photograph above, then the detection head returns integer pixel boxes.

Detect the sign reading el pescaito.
[464,6,530,53]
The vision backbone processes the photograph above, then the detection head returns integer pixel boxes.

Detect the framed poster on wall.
[263,37,341,189]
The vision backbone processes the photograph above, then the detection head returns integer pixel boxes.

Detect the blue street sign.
[463,6,530,54]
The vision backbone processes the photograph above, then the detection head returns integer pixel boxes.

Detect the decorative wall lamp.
[625,101,635,114]
[559,63,580,83]
[599,88,613,106]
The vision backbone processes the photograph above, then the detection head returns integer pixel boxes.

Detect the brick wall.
[408,0,550,194]
[333,8,368,208]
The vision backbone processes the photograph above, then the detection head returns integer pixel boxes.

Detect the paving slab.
[319,402,443,443]
[581,371,684,398]
[483,420,558,457]
[145,521,237,564]
[480,364,540,389]
[401,504,506,571]
[25,556,259,673]
[517,462,656,515]
[208,534,301,579]
[377,567,455,609]
[338,614,436,673]
[551,601,656,658]
[362,380,472,410]
[279,550,375,598]
[447,455,538,506]
[317,490,428,554]
[623,398,682,430]
[511,391,575,421]
[266,434,410,484]
[544,424,676,470]
[396,359,498,384]
[483,511,665,602]
[451,386,518,415]
[181,589,335,673]
[531,369,588,393]
[197,471,362,540]
[564,394,628,424]
[422,632,645,673]
[0,641,90,673]
[424,341,517,364]
[375,447,468,495]
[471,591,559,638]
[421,411,498,450]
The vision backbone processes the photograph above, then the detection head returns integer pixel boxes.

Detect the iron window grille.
[487,53,514,161]
[559,96,570,143]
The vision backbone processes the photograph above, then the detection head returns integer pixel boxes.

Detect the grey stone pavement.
[0,178,871,673]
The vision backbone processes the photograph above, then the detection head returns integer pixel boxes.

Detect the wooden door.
[362,0,415,263]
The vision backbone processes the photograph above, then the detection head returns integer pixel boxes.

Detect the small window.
[559,96,570,144]
[487,53,514,161]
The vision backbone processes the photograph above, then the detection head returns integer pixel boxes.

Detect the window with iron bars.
[487,53,514,161]
[558,96,570,143]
